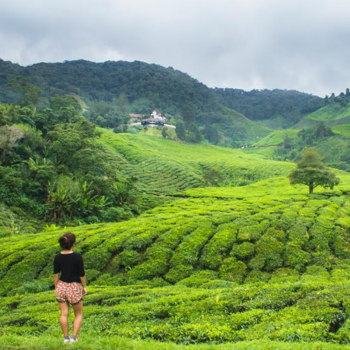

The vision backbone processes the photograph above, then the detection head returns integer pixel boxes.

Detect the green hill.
[332,124,350,137]
[0,58,325,146]
[98,130,293,195]
[296,102,350,128]
[3,59,350,349]
[2,175,350,348]
[215,88,323,128]
[244,98,350,169]
[0,98,288,233]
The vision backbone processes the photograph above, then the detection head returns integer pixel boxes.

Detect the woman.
[54,232,86,344]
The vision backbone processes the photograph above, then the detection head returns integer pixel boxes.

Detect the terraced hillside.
[296,102,350,128]
[2,174,350,348]
[99,130,294,194]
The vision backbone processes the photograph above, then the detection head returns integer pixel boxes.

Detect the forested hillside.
[0,59,216,115]
[0,58,327,147]
[215,88,324,128]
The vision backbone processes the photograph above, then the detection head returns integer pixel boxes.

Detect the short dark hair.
[58,233,76,250]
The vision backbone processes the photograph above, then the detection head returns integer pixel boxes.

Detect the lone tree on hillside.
[288,147,340,194]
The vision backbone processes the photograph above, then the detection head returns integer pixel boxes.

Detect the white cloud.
[1,0,350,96]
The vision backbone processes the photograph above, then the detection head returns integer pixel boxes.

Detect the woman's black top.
[53,252,85,283]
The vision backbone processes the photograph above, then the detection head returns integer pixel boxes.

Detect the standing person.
[54,232,86,344]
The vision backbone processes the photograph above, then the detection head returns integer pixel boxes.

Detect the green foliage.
[47,179,108,222]
[175,120,186,140]
[7,76,42,107]
[200,223,238,269]
[3,64,350,348]
[0,97,146,225]
[289,148,340,194]
[219,257,247,282]
[215,88,323,126]
[3,173,350,347]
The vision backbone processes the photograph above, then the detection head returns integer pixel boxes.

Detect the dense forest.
[0,95,147,232]
[215,88,324,127]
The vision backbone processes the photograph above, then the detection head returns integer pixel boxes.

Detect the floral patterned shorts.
[55,280,83,304]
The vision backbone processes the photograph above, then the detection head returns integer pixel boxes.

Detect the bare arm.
[80,276,87,295]
[80,276,86,288]
[54,273,59,289]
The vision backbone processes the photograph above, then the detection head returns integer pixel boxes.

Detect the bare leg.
[59,302,69,336]
[72,300,83,337]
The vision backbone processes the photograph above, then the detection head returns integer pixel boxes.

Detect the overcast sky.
[1,0,350,96]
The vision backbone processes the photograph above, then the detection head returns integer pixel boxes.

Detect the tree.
[288,147,340,194]
[0,126,24,164]
[283,135,293,151]
[181,104,195,125]
[175,120,186,140]
[187,123,202,143]
[7,76,42,107]
[161,127,168,139]
[203,125,220,144]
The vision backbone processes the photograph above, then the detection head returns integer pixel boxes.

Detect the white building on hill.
[151,109,165,121]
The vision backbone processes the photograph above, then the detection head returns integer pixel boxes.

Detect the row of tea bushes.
[3,279,350,346]
[3,176,350,295]
[99,131,295,195]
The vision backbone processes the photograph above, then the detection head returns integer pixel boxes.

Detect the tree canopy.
[288,147,340,194]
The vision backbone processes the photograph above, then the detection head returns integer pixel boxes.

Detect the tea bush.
[3,173,350,347]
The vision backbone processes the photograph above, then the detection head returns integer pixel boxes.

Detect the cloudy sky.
[1,0,350,96]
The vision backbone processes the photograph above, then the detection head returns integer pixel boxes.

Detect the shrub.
[166,222,214,283]
[177,270,218,288]
[101,207,134,222]
[334,230,350,259]
[14,279,52,295]
[114,250,142,269]
[200,225,238,269]
[237,225,263,242]
[287,224,309,244]
[284,242,311,271]
[231,242,255,260]
[219,257,247,283]
[128,246,172,280]
[244,270,271,283]
[84,246,112,270]
[250,235,284,271]
[165,264,194,283]
[269,268,299,283]
[228,309,270,330]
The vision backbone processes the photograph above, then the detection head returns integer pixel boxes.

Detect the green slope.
[332,123,350,137]
[215,88,323,126]
[98,130,293,194]
[2,175,350,347]
[297,102,350,127]
[2,175,350,292]
[252,129,300,147]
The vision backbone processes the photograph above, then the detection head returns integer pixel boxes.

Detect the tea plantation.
[2,171,350,348]
[98,130,294,194]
